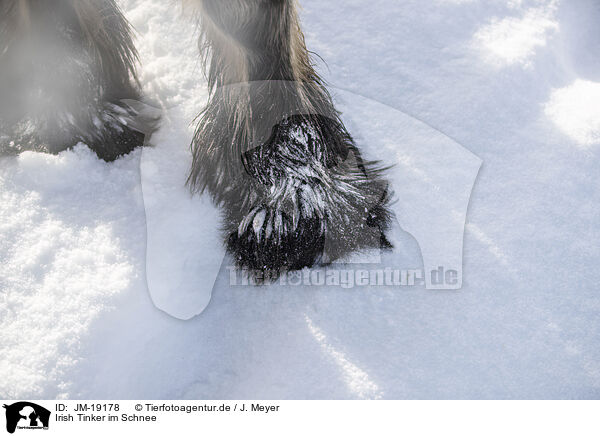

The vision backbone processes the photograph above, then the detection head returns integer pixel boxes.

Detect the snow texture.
[0,0,599,399]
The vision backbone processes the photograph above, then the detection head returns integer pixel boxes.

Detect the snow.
[1,0,599,399]
[544,79,600,147]
[472,2,559,68]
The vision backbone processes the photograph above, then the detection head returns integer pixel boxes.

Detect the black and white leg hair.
[188,0,393,278]
[0,0,149,161]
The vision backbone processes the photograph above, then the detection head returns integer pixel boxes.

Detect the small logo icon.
[3,402,50,434]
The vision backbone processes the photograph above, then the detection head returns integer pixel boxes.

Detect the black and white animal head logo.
[3,403,50,434]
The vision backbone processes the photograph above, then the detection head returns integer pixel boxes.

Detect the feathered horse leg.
[189,0,393,279]
[0,0,151,161]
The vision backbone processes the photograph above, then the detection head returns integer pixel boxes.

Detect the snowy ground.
[1,0,599,399]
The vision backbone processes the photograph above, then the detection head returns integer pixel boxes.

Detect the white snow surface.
[1,0,599,399]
